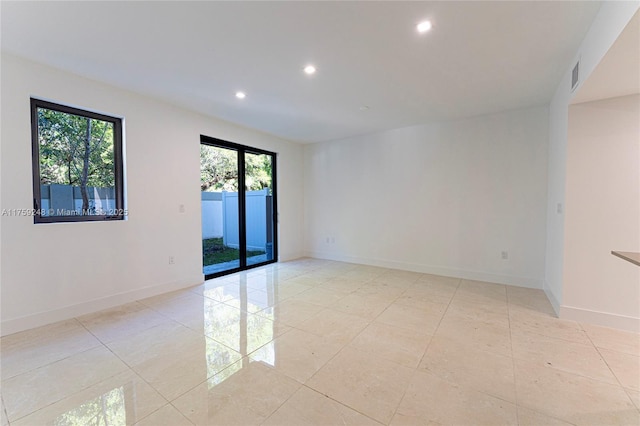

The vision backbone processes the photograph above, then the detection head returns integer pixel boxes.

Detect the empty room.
[1,1,639,425]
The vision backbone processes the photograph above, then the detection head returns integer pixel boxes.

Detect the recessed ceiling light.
[235,91,246,99]
[304,65,316,75]
[417,20,432,33]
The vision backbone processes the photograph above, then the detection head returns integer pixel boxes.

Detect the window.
[30,98,125,223]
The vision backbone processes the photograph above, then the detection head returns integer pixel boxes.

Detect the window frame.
[200,135,278,279]
[30,98,125,224]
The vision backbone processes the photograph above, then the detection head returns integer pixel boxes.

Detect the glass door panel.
[201,144,240,275]
[245,152,275,266]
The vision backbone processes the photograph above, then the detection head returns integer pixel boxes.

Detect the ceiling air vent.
[571,60,580,92]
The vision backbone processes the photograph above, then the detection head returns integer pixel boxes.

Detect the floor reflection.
[5,259,637,425]
[55,386,125,426]
[1,269,297,424]
[204,277,277,389]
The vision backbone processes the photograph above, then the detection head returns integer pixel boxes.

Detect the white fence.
[40,184,116,215]
[201,189,273,252]
[201,192,223,238]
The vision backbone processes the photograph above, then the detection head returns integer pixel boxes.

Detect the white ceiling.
[572,10,640,105]
[1,1,602,143]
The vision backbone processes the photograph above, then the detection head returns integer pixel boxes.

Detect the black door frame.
[201,135,278,280]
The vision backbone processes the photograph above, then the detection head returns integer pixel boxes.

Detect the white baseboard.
[543,280,561,316]
[279,251,305,262]
[1,274,204,337]
[304,251,543,289]
[559,305,640,333]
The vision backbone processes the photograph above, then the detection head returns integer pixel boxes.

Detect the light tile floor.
[1,258,639,425]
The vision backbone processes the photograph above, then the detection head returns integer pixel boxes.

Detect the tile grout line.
[387,277,462,425]
[74,316,178,414]
[414,277,462,368]
[299,277,382,386]
[581,322,640,410]
[1,394,8,426]
[73,312,233,424]
[130,401,194,426]
[285,273,414,425]
[143,275,295,364]
[0,318,103,382]
[259,269,385,425]
[506,288,522,425]
[4,341,133,423]
[301,383,386,426]
[165,401,196,426]
[7,260,638,425]
[0,261,330,424]
[509,317,638,389]
[507,294,589,426]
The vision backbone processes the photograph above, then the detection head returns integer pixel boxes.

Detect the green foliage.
[202,238,264,265]
[37,108,115,188]
[245,152,272,192]
[200,146,272,192]
[54,387,125,426]
[200,146,238,191]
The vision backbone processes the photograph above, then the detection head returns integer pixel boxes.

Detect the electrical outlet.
[169,256,175,265]
[501,251,509,260]
[179,204,185,213]
[556,203,563,214]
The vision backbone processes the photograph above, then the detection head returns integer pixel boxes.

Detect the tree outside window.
[31,99,125,223]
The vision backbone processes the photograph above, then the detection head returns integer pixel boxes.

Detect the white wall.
[563,95,640,330]
[304,106,549,288]
[0,54,304,336]
[544,2,639,324]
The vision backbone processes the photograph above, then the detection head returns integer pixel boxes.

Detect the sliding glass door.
[201,144,240,275]
[245,151,276,266]
[201,136,277,278]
